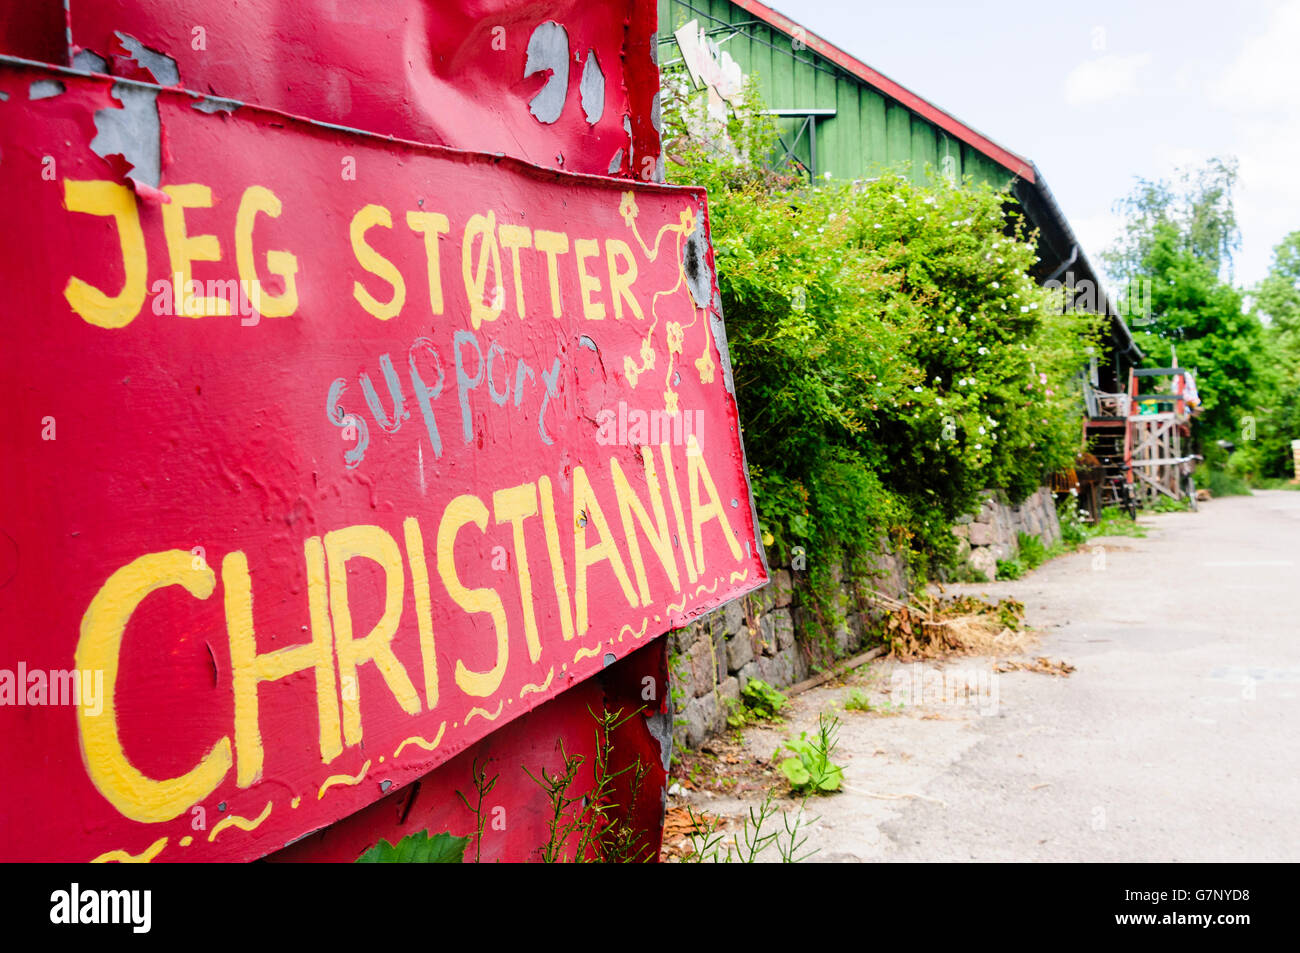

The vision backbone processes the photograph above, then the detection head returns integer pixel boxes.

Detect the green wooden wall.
[657,0,1012,190]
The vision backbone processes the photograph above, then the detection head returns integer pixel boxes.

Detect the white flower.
[977,346,989,355]
[955,306,963,313]
[937,325,946,334]
[991,281,1000,289]
[1021,306,1030,313]
[974,443,983,450]
[952,337,959,343]
[874,223,883,229]
[913,386,923,393]
[978,426,986,434]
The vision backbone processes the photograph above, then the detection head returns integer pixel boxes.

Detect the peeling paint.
[682,217,711,310]
[191,95,241,115]
[113,31,179,87]
[579,50,604,125]
[28,79,65,100]
[524,21,569,125]
[71,50,108,74]
[607,148,623,174]
[89,81,161,188]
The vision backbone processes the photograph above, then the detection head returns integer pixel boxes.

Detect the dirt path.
[671,491,1300,862]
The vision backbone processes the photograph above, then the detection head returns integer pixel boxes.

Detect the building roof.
[728,0,1036,183]
[724,0,1142,368]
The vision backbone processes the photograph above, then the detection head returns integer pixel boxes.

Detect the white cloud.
[1208,0,1300,285]
[1210,0,1300,111]
[1064,52,1153,106]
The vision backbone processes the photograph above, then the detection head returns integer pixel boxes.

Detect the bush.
[727,678,788,727]
[663,74,1104,623]
[1196,463,1251,497]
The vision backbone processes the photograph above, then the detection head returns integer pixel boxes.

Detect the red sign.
[62,0,663,180]
[0,60,766,862]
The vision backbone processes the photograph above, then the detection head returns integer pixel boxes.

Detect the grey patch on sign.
[192,96,241,114]
[579,50,605,124]
[603,653,617,668]
[72,50,109,74]
[607,148,623,174]
[91,82,162,188]
[682,215,711,309]
[29,80,65,100]
[646,708,673,772]
[114,31,180,86]
[524,21,569,125]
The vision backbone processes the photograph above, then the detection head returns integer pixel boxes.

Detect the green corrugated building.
[658,0,1142,388]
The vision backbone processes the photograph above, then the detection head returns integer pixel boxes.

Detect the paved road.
[687,491,1300,861]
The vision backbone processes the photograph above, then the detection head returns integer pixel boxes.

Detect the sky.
[771,0,1300,291]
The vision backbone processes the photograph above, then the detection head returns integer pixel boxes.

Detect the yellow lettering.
[235,185,299,318]
[610,449,678,605]
[492,482,542,664]
[324,525,420,745]
[498,224,532,319]
[62,179,148,329]
[660,443,699,585]
[406,210,450,316]
[574,238,606,320]
[533,230,569,318]
[402,517,440,710]
[161,183,231,316]
[605,239,644,321]
[461,211,504,329]
[538,476,575,642]
[437,496,510,697]
[686,434,743,574]
[75,551,232,822]
[572,465,638,635]
[350,203,406,320]
[225,543,341,786]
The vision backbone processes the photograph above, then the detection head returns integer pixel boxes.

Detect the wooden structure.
[1126,366,1201,506]
[1081,377,1136,518]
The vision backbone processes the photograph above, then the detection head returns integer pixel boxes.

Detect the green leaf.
[780,757,811,788]
[356,830,468,863]
[815,766,844,792]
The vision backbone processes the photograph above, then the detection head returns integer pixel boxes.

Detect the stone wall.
[668,488,1060,749]
[669,548,910,749]
[951,487,1062,581]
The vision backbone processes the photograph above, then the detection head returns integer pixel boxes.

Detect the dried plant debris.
[994,657,1076,676]
[865,589,1032,660]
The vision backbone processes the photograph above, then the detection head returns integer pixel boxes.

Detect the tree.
[1240,231,1300,479]
[1107,159,1263,456]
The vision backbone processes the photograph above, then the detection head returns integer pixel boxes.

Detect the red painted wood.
[66,0,663,180]
[0,59,763,862]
